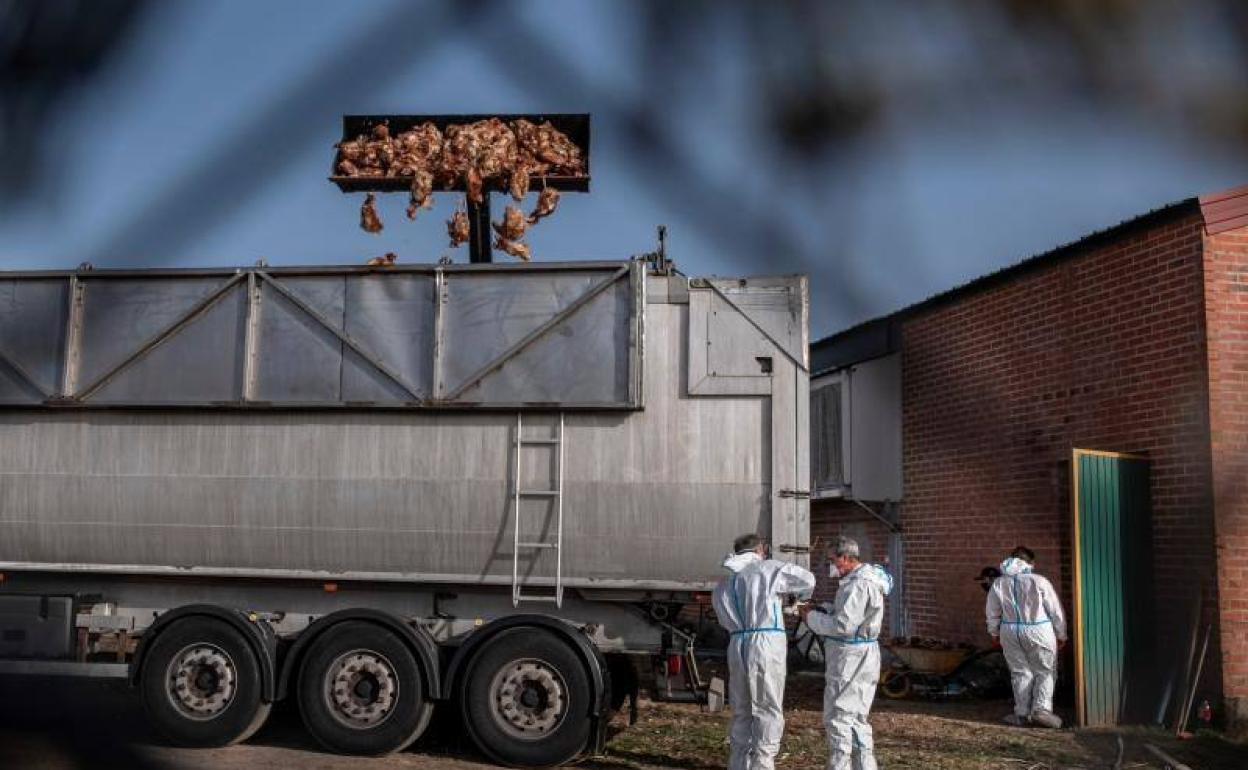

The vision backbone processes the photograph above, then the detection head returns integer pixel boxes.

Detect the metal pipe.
[468,194,492,263]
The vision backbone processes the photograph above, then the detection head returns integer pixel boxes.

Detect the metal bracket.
[852,498,902,534]
[778,489,812,499]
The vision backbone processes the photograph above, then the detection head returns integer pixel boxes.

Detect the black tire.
[880,670,912,699]
[460,627,593,768]
[296,621,432,756]
[140,616,270,747]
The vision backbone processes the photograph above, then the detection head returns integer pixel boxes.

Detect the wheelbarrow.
[879,641,1009,699]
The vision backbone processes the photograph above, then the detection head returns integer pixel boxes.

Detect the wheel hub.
[324,650,399,729]
[166,643,237,721]
[490,659,567,740]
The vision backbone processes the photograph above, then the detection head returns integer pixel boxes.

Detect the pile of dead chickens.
[337,118,586,260]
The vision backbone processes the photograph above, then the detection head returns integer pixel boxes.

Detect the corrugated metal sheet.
[1072,450,1153,727]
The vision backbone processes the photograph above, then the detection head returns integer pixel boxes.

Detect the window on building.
[811,380,845,489]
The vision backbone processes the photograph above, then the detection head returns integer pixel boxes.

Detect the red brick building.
[809,185,1248,735]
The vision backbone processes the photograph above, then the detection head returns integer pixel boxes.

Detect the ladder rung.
[514,593,561,603]
[518,438,561,445]
[518,489,560,497]
[517,541,558,549]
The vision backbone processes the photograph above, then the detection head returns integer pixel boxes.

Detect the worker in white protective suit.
[801,536,892,770]
[713,532,817,770]
[985,545,1067,728]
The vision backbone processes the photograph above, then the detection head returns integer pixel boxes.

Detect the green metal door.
[1071,449,1153,727]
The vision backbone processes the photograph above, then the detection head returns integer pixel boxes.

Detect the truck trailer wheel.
[296,621,432,755]
[140,616,271,747]
[460,627,593,768]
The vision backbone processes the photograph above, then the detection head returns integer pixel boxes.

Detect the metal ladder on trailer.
[511,412,565,607]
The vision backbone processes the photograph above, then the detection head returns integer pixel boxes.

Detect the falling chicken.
[360,193,383,233]
[509,166,530,201]
[406,169,434,220]
[494,236,531,262]
[447,209,470,247]
[366,252,397,267]
[528,186,560,224]
[492,205,528,242]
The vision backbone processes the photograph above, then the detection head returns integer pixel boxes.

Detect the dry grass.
[586,676,1247,770]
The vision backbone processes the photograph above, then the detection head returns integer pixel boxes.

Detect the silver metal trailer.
[0,257,810,765]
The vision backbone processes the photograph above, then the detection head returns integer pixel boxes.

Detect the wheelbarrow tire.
[879,670,912,699]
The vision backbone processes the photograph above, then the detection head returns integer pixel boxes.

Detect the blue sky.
[2,0,1247,336]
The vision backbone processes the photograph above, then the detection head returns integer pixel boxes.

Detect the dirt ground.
[1,674,1244,770]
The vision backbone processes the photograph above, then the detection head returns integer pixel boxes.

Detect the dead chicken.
[475,117,516,179]
[360,193,383,234]
[534,120,585,174]
[406,169,434,220]
[447,209,470,247]
[393,122,443,177]
[366,252,397,267]
[528,186,560,224]
[492,205,528,242]
[511,119,584,176]
[494,236,531,262]
[509,166,530,201]
[334,135,370,176]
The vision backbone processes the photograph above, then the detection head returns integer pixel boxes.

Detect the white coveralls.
[985,557,1068,719]
[713,551,816,770]
[805,563,893,770]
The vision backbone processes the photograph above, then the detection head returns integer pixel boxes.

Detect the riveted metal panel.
[77,277,228,393]
[91,284,247,403]
[0,262,642,410]
[0,279,67,400]
[0,273,808,590]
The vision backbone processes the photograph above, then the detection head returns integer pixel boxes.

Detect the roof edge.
[814,196,1203,353]
[1200,184,1248,235]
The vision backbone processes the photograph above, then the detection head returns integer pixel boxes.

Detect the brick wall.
[1203,226,1248,737]
[809,498,896,635]
[900,210,1220,695]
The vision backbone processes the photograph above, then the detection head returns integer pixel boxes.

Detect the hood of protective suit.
[722,551,762,573]
[846,563,894,596]
[1000,557,1033,577]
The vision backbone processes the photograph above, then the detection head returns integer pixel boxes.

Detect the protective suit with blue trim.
[713,536,816,770]
[986,552,1067,728]
[804,539,892,770]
